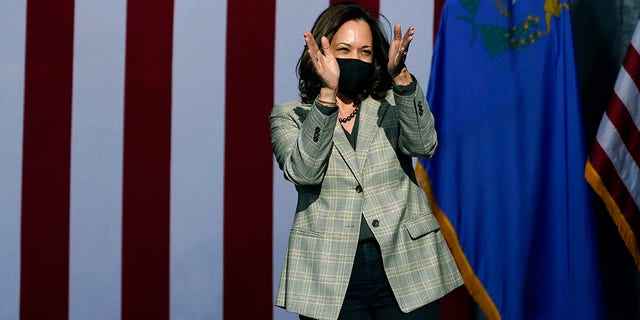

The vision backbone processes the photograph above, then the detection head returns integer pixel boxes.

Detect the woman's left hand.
[387,24,414,85]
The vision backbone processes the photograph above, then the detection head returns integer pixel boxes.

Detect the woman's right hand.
[304,32,339,100]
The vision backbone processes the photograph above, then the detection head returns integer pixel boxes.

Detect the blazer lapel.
[355,97,389,171]
[332,122,362,183]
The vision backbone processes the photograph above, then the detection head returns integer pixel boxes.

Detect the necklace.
[338,105,359,123]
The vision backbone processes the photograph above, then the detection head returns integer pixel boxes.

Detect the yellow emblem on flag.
[457,0,570,56]
[544,0,570,35]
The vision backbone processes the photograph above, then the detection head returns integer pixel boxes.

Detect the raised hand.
[387,24,414,84]
[304,32,339,96]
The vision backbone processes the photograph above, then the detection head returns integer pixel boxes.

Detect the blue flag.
[418,0,604,319]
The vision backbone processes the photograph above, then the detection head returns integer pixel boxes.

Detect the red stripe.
[606,93,640,166]
[121,1,174,319]
[223,1,275,318]
[20,1,74,319]
[434,0,445,40]
[590,143,640,237]
[330,0,379,18]
[623,41,640,91]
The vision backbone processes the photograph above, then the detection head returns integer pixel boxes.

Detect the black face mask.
[336,58,373,97]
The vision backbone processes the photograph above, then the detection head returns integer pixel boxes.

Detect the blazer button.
[372,219,380,227]
[355,185,363,193]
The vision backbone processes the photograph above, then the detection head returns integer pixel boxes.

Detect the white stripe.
[379,0,434,88]
[629,20,640,56]
[381,0,435,172]
[0,1,25,319]
[68,1,126,319]
[170,1,226,319]
[273,1,329,319]
[613,66,640,132]
[596,116,640,208]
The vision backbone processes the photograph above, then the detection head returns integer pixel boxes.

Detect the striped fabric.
[0,1,436,319]
[585,19,640,269]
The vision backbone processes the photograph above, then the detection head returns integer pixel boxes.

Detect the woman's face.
[331,19,373,63]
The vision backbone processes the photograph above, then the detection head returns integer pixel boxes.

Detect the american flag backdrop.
[0,0,437,319]
[585,19,640,269]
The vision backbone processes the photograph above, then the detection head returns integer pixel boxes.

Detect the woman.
[270,3,463,319]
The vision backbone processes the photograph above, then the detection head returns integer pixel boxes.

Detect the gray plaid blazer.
[270,83,463,320]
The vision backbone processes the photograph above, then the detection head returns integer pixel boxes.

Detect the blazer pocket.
[403,214,440,240]
[290,227,322,238]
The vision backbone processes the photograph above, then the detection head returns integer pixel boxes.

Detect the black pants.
[300,239,440,320]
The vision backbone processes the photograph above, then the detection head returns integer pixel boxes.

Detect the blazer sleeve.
[393,80,438,158]
[270,101,339,185]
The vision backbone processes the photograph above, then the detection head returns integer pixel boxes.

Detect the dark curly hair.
[297,2,393,104]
